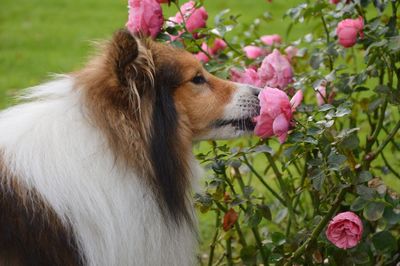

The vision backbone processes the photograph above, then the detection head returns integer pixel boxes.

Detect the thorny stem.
[284,188,347,266]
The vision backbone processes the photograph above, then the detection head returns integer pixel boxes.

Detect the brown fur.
[75,29,237,223]
[0,153,83,266]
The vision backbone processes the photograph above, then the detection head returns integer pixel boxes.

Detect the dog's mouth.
[212,117,256,131]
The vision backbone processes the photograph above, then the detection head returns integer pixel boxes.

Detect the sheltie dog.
[0,29,260,265]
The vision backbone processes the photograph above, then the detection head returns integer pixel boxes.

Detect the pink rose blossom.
[258,49,294,89]
[254,88,302,143]
[126,0,164,39]
[316,83,336,105]
[316,85,327,106]
[336,17,364,48]
[260,34,282,46]
[326,211,363,250]
[284,46,298,62]
[173,1,208,33]
[211,39,227,54]
[195,52,209,63]
[195,40,227,63]
[243,46,264,59]
[230,68,264,87]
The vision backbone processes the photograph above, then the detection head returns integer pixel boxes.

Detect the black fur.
[150,62,192,225]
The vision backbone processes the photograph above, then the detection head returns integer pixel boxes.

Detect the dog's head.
[77,30,260,224]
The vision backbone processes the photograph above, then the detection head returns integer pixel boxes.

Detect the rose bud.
[260,34,282,46]
[243,45,265,59]
[336,17,364,48]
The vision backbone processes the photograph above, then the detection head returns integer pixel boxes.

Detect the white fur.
[0,76,197,266]
[198,83,260,140]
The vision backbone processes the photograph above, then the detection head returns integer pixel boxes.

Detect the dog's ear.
[109,29,155,95]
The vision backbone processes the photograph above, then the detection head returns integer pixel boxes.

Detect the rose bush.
[128,0,400,264]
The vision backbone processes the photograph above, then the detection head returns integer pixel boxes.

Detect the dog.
[0,29,260,266]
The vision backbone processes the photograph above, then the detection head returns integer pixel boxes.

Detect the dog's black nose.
[251,87,261,97]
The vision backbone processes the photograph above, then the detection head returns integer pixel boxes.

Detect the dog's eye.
[191,75,206,85]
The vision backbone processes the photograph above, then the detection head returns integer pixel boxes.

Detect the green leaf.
[357,171,372,183]
[311,169,325,191]
[335,106,351,117]
[356,185,375,200]
[271,232,286,246]
[388,35,400,52]
[363,201,385,221]
[350,197,367,211]
[383,207,400,225]
[372,231,397,253]
[310,53,323,70]
[257,204,272,221]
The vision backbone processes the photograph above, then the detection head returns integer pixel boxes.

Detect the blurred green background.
[0,0,304,107]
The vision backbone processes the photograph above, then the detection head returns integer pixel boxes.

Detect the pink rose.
[260,34,282,46]
[195,52,209,63]
[126,0,164,39]
[230,68,264,87]
[258,49,294,89]
[194,40,226,63]
[316,85,327,106]
[174,1,208,33]
[336,17,364,48]
[243,45,264,59]
[326,211,363,249]
[284,46,298,62]
[254,88,303,143]
[195,43,210,63]
[211,39,227,54]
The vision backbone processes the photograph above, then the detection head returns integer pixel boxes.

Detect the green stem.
[293,152,310,210]
[208,210,221,266]
[265,152,296,229]
[284,188,347,266]
[381,152,400,179]
[363,99,388,168]
[226,237,233,266]
[251,228,269,265]
[321,15,333,71]
[366,120,400,162]
[242,154,286,206]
